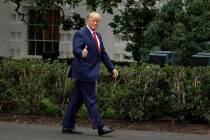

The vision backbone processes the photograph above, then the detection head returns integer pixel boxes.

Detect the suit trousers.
[62,80,103,129]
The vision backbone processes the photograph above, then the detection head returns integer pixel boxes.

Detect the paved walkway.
[0,122,210,140]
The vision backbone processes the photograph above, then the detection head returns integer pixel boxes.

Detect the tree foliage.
[144,0,210,65]
[109,0,158,62]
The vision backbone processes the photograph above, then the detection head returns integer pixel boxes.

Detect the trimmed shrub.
[0,58,210,124]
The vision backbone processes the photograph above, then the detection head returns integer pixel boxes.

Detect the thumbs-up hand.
[82,46,88,58]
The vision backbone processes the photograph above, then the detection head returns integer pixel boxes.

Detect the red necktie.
[93,31,100,52]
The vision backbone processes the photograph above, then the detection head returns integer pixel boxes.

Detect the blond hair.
[87,12,101,19]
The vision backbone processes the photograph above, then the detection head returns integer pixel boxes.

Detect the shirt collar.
[87,25,95,34]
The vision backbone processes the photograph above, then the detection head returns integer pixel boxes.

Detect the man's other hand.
[112,69,118,79]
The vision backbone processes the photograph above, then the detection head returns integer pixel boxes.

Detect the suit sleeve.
[72,32,85,58]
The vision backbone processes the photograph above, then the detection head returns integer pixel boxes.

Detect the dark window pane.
[36,41,44,55]
[44,26,52,40]
[45,10,53,25]
[28,9,60,57]
[28,10,35,24]
[36,25,43,40]
[28,41,36,55]
[53,10,60,25]
[53,42,59,56]
[36,14,44,24]
[53,42,59,52]
[45,42,53,52]
[53,25,60,41]
[28,25,35,39]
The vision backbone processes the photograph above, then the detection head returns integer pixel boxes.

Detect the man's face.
[87,16,100,31]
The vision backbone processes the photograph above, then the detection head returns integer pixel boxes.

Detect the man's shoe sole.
[98,130,114,136]
[62,129,83,134]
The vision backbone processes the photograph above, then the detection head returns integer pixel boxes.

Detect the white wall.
[0,1,28,58]
[0,0,12,57]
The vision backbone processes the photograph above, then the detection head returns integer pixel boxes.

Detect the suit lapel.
[83,27,101,54]
[84,27,94,44]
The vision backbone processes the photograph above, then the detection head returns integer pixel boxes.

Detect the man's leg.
[79,81,104,129]
[62,81,84,129]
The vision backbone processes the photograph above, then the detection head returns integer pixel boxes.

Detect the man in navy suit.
[62,12,118,136]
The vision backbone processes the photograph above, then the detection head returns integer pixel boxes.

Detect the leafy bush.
[1,58,210,124]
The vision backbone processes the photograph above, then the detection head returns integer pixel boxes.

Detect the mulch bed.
[0,113,210,134]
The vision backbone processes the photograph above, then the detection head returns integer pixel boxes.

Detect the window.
[60,33,71,43]
[10,32,16,41]
[11,49,21,58]
[11,14,16,22]
[11,13,22,23]
[28,9,60,56]
[60,34,64,42]
[17,32,22,40]
[10,32,22,41]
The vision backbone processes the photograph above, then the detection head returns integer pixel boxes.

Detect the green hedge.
[0,58,210,124]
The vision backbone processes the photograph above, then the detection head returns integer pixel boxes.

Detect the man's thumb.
[84,46,88,50]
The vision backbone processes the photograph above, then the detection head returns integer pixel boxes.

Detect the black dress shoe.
[98,126,114,136]
[62,128,83,134]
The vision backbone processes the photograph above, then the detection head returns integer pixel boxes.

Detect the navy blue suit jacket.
[68,26,115,82]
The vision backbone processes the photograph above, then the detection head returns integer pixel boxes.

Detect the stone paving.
[0,122,210,140]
